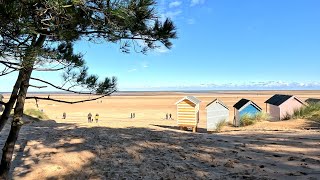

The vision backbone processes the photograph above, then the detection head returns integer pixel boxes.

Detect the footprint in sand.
[288,156,299,161]
[273,154,282,157]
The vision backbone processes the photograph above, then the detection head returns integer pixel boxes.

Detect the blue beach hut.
[233,98,262,126]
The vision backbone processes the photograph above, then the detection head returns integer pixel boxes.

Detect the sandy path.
[0,118,319,180]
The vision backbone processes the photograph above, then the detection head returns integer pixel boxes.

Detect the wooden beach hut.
[206,99,229,131]
[233,98,262,126]
[175,96,201,132]
[0,94,3,112]
[265,94,305,120]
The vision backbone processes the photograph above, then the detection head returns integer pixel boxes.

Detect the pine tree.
[0,0,176,178]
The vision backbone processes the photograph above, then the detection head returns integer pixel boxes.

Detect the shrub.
[24,108,49,120]
[215,119,227,132]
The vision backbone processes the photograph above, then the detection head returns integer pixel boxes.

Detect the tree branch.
[0,69,17,77]
[0,60,20,66]
[30,77,95,95]
[25,92,114,104]
[28,84,47,89]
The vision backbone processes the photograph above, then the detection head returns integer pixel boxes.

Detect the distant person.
[62,112,66,119]
[130,112,136,119]
[169,113,173,120]
[165,113,168,120]
[95,113,99,123]
[88,113,92,123]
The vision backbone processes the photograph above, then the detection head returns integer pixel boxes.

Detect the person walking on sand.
[88,113,92,123]
[62,112,66,119]
[169,113,173,120]
[95,113,99,123]
[165,113,168,120]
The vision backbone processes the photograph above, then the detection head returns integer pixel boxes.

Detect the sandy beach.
[0,91,320,179]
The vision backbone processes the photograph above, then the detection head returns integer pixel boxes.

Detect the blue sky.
[1,0,320,92]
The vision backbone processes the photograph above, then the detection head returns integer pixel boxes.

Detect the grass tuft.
[24,108,49,120]
[293,103,320,122]
[240,113,256,126]
[240,112,271,127]
[253,112,271,121]
[215,119,227,132]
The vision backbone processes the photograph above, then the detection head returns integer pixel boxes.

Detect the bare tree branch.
[30,77,95,95]
[0,69,17,77]
[33,67,66,71]
[26,92,114,104]
[28,84,47,89]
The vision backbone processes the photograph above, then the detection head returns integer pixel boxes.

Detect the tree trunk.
[0,71,24,132]
[0,35,46,179]
[0,67,33,179]
[0,118,23,179]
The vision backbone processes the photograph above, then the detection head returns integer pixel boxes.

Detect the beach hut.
[305,98,320,104]
[265,94,305,120]
[233,98,262,126]
[175,96,201,132]
[0,94,3,112]
[206,99,229,131]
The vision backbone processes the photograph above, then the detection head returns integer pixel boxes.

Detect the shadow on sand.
[0,118,319,179]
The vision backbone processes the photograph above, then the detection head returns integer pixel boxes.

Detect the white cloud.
[187,18,195,25]
[141,62,149,68]
[128,68,137,73]
[169,1,182,8]
[190,0,205,7]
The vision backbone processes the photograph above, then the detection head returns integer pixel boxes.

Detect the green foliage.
[293,103,320,121]
[0,0,176,94]
[253,112,271,121]
[240,114,256,126]
[240,112,270,127]
[24,109,49,120]
[215,119,227,133]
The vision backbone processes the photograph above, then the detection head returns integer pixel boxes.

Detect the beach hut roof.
[175,96,201,105]
[206,99,229,110]
[305,98,320,104]
[233,98,261,111]
[265,94,305,106]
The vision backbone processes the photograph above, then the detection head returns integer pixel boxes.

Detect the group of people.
[88,113,99,123]
[62,112,100,123]
[165,113,173,120]
[130,112,136,119]
[62,112,173,122]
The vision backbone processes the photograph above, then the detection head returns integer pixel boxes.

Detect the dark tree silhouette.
[0,0,176,178]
